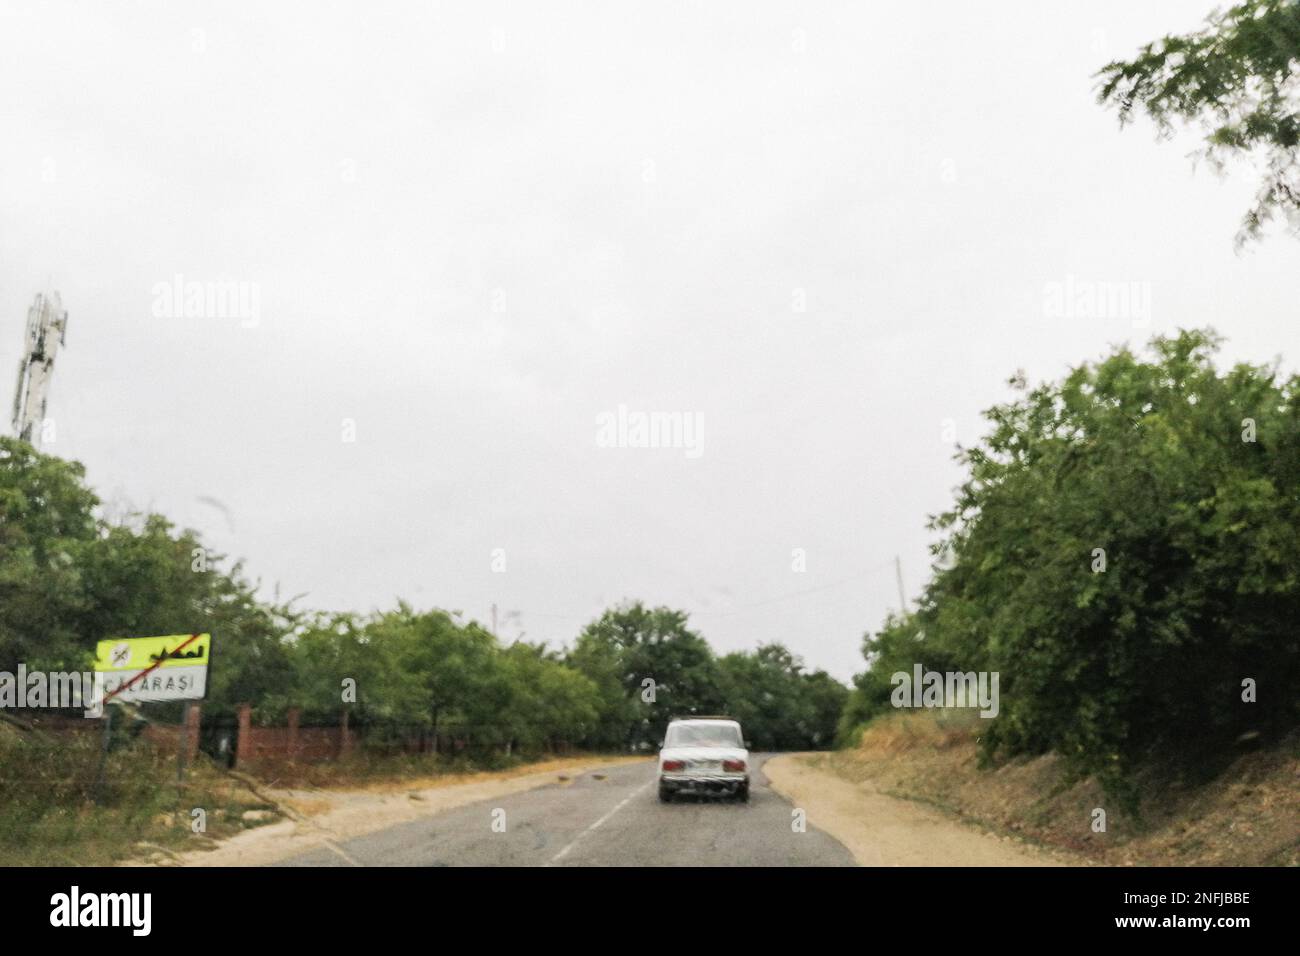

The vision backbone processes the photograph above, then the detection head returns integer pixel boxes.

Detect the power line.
[501,559,900,624]
[693,563,897,618]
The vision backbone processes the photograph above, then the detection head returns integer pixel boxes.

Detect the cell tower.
[11,291,68,449]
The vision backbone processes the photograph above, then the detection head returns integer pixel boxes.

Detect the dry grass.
[827,712,1299,866]
[0,732,277,867]
[1,721,649,866]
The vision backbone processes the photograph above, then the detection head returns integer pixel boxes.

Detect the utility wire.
[505,558,899,624]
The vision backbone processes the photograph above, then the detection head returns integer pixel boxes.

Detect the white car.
[657,717,750,802]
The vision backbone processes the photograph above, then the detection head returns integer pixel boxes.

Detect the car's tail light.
[662,759,685,771]
[723,759,746,772]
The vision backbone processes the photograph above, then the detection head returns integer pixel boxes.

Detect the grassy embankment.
[0,721,623,865]
[0,723,276,866]
[823,711,1298,866]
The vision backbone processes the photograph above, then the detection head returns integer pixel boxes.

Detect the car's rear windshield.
[665,722,743,748]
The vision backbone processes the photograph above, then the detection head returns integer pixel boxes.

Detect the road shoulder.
[763,753,1068,866]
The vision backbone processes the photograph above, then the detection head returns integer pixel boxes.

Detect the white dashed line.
[546,781,652,865]
[321,838,362,866]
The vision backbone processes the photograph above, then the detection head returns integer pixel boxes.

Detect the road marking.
[321,837,362,866]
[546,780,652,865]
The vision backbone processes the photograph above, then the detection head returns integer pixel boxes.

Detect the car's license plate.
[691,761,719,771]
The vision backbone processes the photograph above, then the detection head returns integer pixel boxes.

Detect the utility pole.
[894,555,908,614]
[11,291,68,449]
[489,605,519,640]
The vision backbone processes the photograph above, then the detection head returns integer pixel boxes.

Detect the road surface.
[276,755,855,866]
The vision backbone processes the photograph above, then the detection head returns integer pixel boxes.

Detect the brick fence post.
[185,703,201,762]
[235,703,252,768]
[287,707,301,762]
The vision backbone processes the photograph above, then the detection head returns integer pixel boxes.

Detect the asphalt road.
[277,755,856,866]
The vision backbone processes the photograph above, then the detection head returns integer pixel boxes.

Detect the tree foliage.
[0,437,295,714]
[567,602,723,747]
[717,644,847,750]
[841,331,1300,791]
[1097,0,1300,244]
[568,601,846,750]
[284,608,605,751]
[2,439,846,753]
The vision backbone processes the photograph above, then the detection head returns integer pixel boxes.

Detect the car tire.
[658,784,673,803]
[736,783,749,803]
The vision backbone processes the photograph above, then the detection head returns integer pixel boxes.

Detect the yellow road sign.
[94,634,211,673]
[94,633,211,703]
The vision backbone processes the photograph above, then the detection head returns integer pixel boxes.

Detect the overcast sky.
[3,1,1297,680]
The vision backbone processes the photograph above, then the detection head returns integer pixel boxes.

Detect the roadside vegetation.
[0,723,276,866]
[822,711,1298,866]
[839,330,1300,805]
[826,2,1297,848]
[3,329,1295,861]
[0,434,845,863]
[1097,0,1300,246]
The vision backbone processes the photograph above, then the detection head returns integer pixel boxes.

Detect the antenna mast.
[11,291,68,449]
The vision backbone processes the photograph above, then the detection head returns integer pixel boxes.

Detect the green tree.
[288,612,423,723]
[800,668,850,749]
[0,438,296,718]
[77,516,296,718]
[497,642,601,751]
[1097,0,1300,243]
[367,606,501,744]
[0,438,99,673]
[568,602,722,748]
[717,644,846,750]
[844,330,1300,793]
[564,630,638,748]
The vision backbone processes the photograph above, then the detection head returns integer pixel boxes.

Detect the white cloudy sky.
[2,1,1296,680]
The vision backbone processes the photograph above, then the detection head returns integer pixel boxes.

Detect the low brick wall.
[10,707,200,762]
[140,704,201,761]
[237,725,342,763]
[235,705,351,767]
[12,706,575,771]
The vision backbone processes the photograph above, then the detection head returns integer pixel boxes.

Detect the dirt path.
[763,753,1070,866]
[156,756,647,867]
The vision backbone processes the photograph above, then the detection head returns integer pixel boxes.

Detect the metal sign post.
[94,633,212,786]
[178,701,192,782]
[93,705,113,804]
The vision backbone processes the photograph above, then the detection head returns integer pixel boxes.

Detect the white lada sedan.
[657,717,749,802]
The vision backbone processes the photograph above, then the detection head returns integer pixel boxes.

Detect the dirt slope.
[764,752,1068,866]
[813,713,1299,866]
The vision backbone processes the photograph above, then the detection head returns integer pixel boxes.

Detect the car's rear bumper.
[659,774,748,793]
